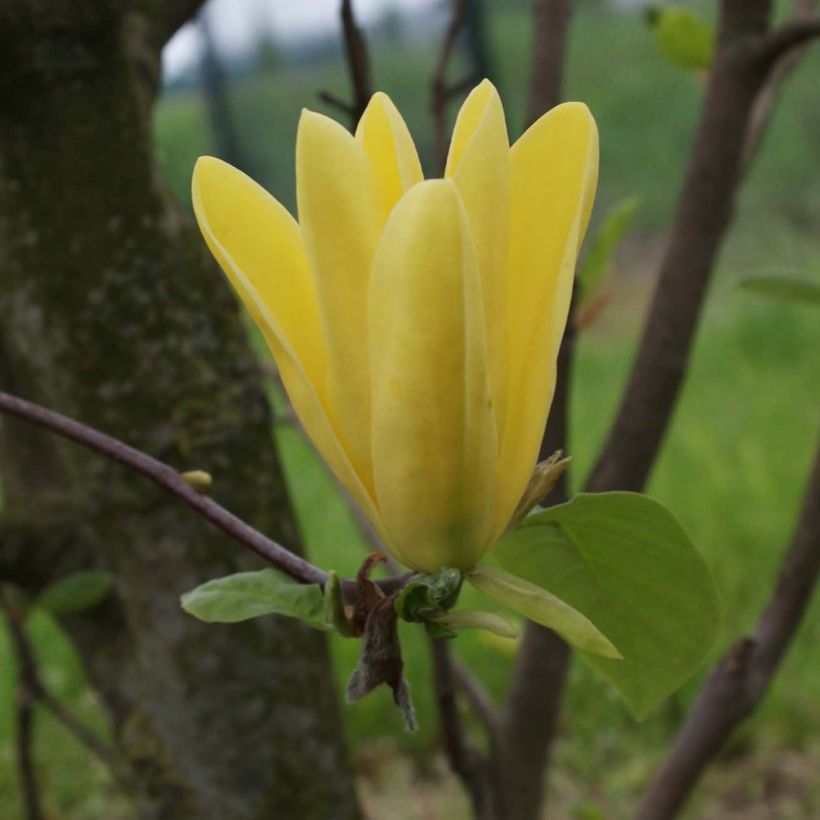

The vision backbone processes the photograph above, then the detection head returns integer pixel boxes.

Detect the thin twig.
[431,0,469,172]
[450,654,501,744]
[0,391,408,598]
[2,589,43,820]
[750,14,820,68]
[0,586,124,786]
[317,90,356,118]
[740,0,818,174]
[430,638,498,820]
[340,0,373,129]
[637,440,820,820]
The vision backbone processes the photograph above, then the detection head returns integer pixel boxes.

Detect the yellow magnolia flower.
[192,80,597,574]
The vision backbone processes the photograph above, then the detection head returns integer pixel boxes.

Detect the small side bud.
[180,470,213,494]
[507,451,571,532]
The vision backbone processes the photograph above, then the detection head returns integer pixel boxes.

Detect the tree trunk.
[0,2,360,818]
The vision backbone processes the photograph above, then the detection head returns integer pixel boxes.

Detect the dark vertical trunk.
[497,3,575,817]
[0,2,359,818]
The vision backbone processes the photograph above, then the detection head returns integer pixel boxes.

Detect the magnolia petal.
[192,157,386,542]
[445,80,510,446]
[297,110,381,492]
[493,103,599,538]
[356,92,424,220]
[369,180,497,572]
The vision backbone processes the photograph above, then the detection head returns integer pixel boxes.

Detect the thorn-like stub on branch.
[507,451,571,531]
[180,470,213,493]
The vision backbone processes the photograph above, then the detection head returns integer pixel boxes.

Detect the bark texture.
[0,2,359,818]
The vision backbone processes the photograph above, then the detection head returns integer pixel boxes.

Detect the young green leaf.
[466,565,621,658]
[577,196,638,304]
[181,568,329,629]
[494,492,721,719]
[35,570,113,615]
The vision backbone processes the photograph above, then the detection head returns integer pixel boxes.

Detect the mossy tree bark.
[0,2,360,818]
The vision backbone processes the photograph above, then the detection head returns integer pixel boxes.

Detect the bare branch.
[499,4,576,815]
[526,0,572,127]
[741,0,818,173]
[585,0,776,494]
[430,639,498,819]
[317,90,356,118]
[750,15,820,68]
[153,0,208,47]
[451,654,501,742]
[0,391,409,598]
[637,440,820,820]
[1,589,43,820]
[339,0,373,129]
[431,0,469,172]
[0,586,124,788]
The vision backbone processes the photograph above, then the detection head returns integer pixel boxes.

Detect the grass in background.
[2,2,818,816]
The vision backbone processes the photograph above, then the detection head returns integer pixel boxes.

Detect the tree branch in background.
[198,6,245,169]
[431,0,468,171]
[750,14,820,68]
[585,0,807,495]
[498,3,576,817]
[525,0,572,128]
[1,588,43,820]
[741,0,818,174]
[637,441,820,820]
[0,586,122,798]
[430,639,499,820]
[153,0,209,47]
[327,0,374,129]
[0,391,408,599]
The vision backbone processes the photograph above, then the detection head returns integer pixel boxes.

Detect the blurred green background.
[2,1,818,817]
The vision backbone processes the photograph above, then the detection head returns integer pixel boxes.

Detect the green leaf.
[180,568,329,629]
[648,7,715,70]
[35,570,113,615]
[429,610,520,639]
[577,196,638,302]
[738,272,820,307]
[466,565,621,659]
[494,492,720,719]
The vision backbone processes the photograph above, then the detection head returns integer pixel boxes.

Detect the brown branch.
[1,590,43,820]
[741,0,818,174]
[431,0,469,172]
[317,90,356,118]
[153,0,209,46]
[750,14,820,68]
[637,440,820,820]
[585,0,777,495]
[498,3,576,813]
[451,654,501,743]
[525,0,573,128]
[0,391,408,598]
[430,639,499,820]
[339,0,373,129]
[0,586,124,788]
